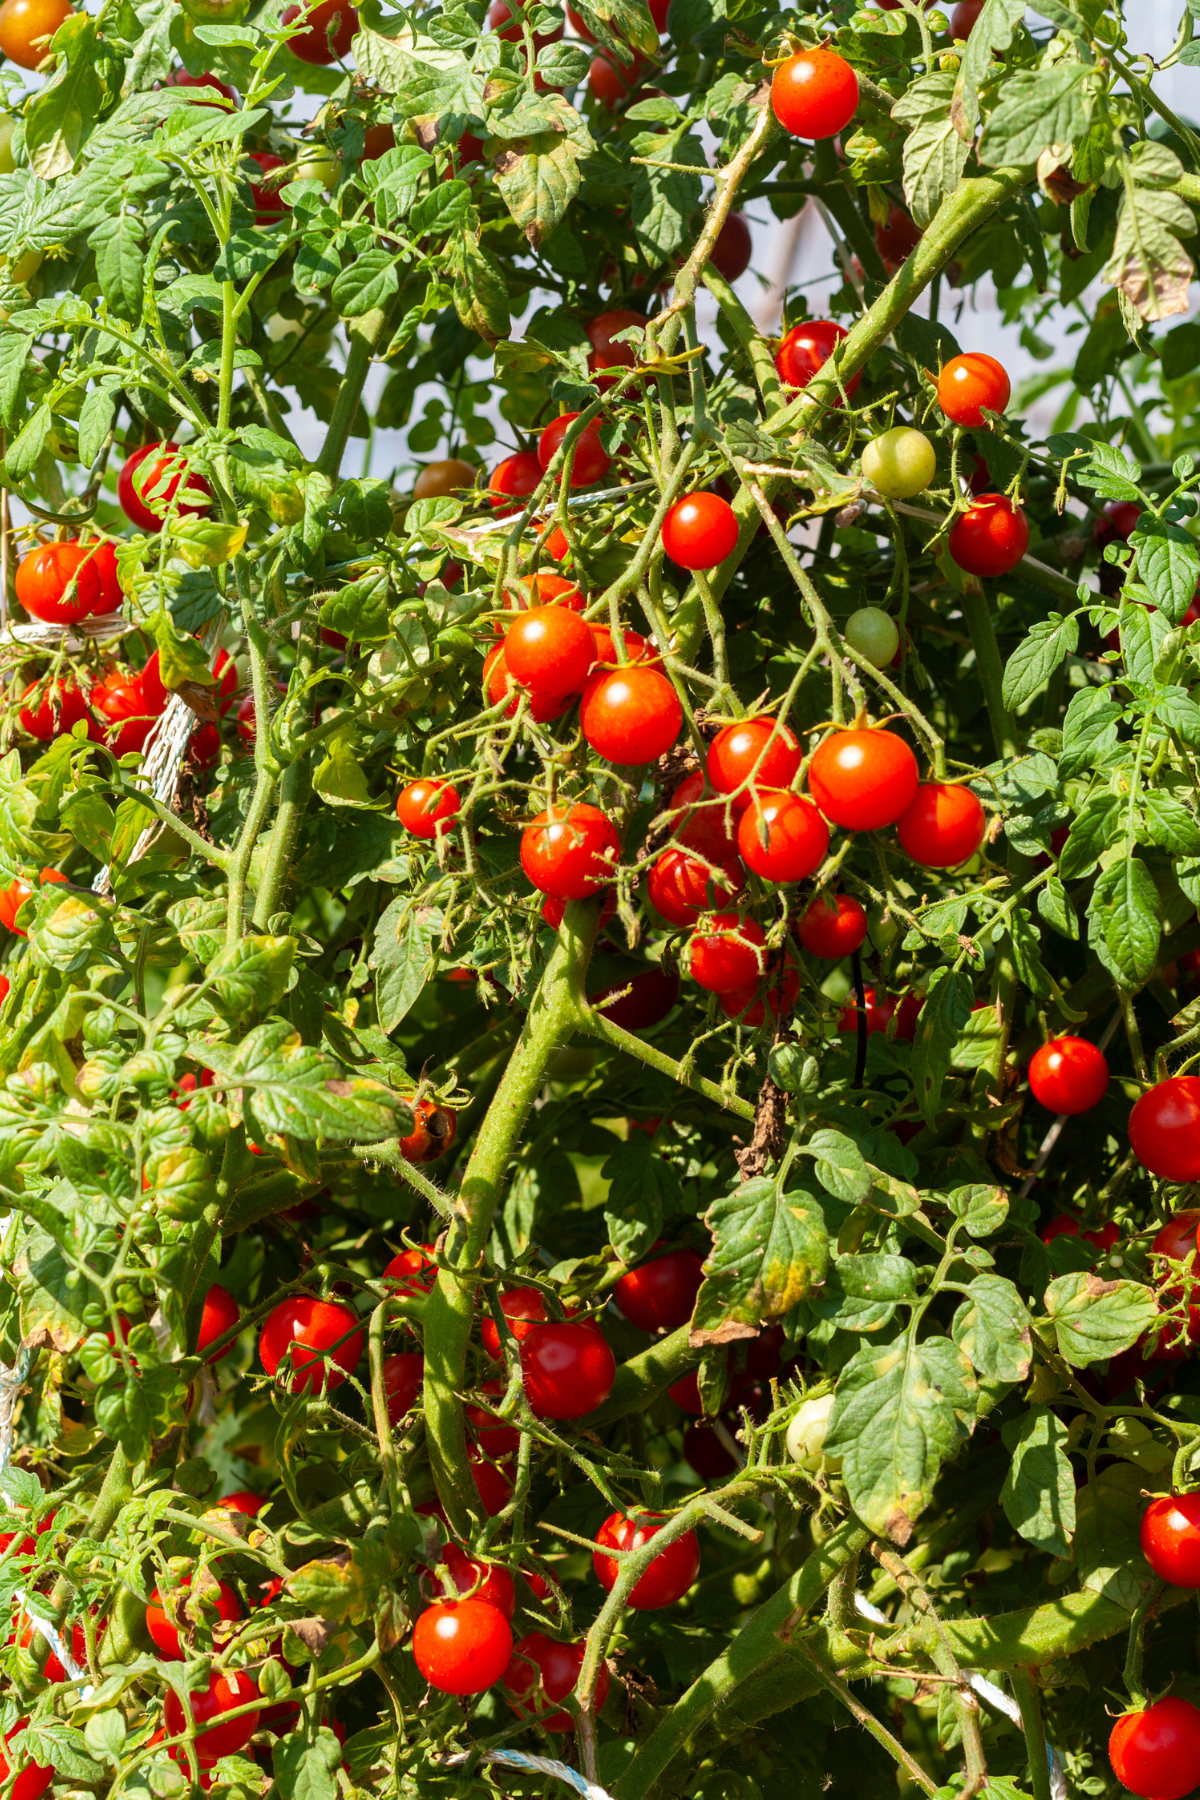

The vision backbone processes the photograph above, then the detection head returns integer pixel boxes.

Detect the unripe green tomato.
[867,906,898,952]
[0,116,16,174]
[292,146,341,189]
[861,425,937,499]
[8,247,41,284]
[845,606,900,668]
[786,1393,841,1471]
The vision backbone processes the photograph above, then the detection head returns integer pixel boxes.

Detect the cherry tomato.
[586,308,644,385]
[512,571,585,617]
[520,803,619,899]
[488,450,542,510]
[1130,1077,1200,1184]
[413,458,477,500]
[521,1320,615,1419]
[505,1632,611,1732]
[709,211,752,282]
[689,912,766,994]
[384,1243,437,1299]
[488,0,561,45]
[875,205,921,271]
[542,887,616,931]
[76,538,123,614]
[281,0,356,62]
[166,67,238,103]
[937,352,1010,427]
[896,782,986,868]
[215,1491,264,1517]
[1095,500,1142,548]
[118,441,212,532]
[721,952,799,1026]
[245,151,290,224]
[15,542,102,623]
[259,1295,364,1393]
[666,769,739,858]
[483,641,571,723]
[844,606,901,669]
[164,1670,261,1763]
[12,1613,95,1684]
[590,967,680,1031]
[661,492,738,569]
[0,977,9,1006]
[146,1578,242,1661]
[1153,1211,1200,1266]
[707,716,801,811]
[775,319,858,400]
[580,664,681,764]
[1039,1215,1118,1256]
[537,413,612,487]
[0,0,73,68]
[481,1287,547,1360]
[430,1544,515,1617]
[949,0,983,34]
[190,722,221,767]
[465,1379,520,1455]
[770,48,858,140]
[838,986,921,1042]
[683,1420,738,1478]
[1109,1697,1200,1800]
[546,525,571,561]
[0,1723,52,1800]
[197,1282,240,1360]
[796,892,868,959]
[808,727,919,831]
[413,1596,513,1693]
[613,1245,704,1332]
[396,778,461,839]
[90,669,154,758]
[400,1098,457,1165]
[589,50,644,106]
[738,791,829,884]
[949,492,1030,577]
[0,868,66,936]
[1141,1494,1200,1589]
[1028,1037,1109,1116]
[648,844,744,927]
[593,1511,700,1609]
[504,604,595,696]
[861,425,936,499]
[19,678,93,743]
[236,693,258,746]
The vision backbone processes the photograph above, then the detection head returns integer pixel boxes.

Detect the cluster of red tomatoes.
[1107,1491,1200,1799]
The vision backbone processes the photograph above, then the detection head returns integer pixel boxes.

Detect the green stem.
[960,585,1018,759]
[317,301,395,483]
[575,1324,700,1430]
[1009,1668,1053,1800]
[578,1005,755,1121]
[786,1639,937,1797]
[368,1302,402,1514]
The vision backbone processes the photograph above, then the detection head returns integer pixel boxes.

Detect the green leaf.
[955,0,1028,132]
[1060,684,1120,778]
[6,402,50,483]
[979,64,1093,167]
[329,247,399,319]
[1001,614,1079,711]
[690,1177,829,1344]
[152,614,216,690]
[492,97,594,249]
[272,1729,343,1800]
[1089,855,1161,987]
[0,331,30,430]
[603,1133,683,1264]
[944,1183,1009,1238]
[896,75,970,229]
[953,1275,1032,1382]
[1059,792,1122,880]
[910,968,973,1124]
[1038,873,1079,940]
[319,568,390,643]
[800,1128,871,1204]
[1044,1271,1159,1367]
[1154,687,1200,746]
[24,13,113,178]
[1104,140,1196,322]
[825,1333,977,1544]
[92,212,144,321]
[208,935,296,1017]
[631,127,706,266]
[77,383,117,468]
[999,1404,1075,1557]
[1074,1462,1150,1611]
[370,897,440,1033]
[1141,790,1200,854]
[1132,518,1200,624]
[448,225,510,346]
[1078,442,1147,504]
[313,722,375,809]
[193,1020,413,1144]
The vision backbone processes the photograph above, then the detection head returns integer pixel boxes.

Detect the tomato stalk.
[788,1637,939,1796]
[1009,1667,1054,1800]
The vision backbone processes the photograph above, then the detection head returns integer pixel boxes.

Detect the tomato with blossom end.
[281,0,356,62]
[0,1723,52,1800]
[216,1491,264,1517]
[413,1598,513,1693]
[0,868,66,936]
[505,1633,611,1732]
[648,844,744,927]
[1141,1493,1200,1589]
[399,1098,457,1165]
[707,716,801,811]
[949,492,1030,577]
[537,413,612,486]
[197,1282,240,1360]
[466,1379,521,1455]
[488,451,542,510]
[521,803,619,899]
[146,1577,241,1661]
[580,664,681,764]
[589,50,644,106]
[504,605,594,696]
[708,212,752,282]
[16,542,102,624]
[483,642,571,723]
[808,727,919,831]
[118,441,212,531]
[896,782,987,869]
[482,1286,547,1360]
[689,913,766,994]
[613,1246,704,1332]
[861,426,936,500]
[259,1295,364,1394]
[0,0,73,68]
[775,320,859,401]
[949,0,983,34]
[586,308,644,385]
[383,1243,436,1298]
[661,492,739,570]
[936,351,1010,427]
[737,791,829,884]
[796,892,868,959]
[396,778,461,840]
[593,1511,700,1609]
[874,205,921,271]
[1028,1036,1109,1116]
[1129,1077,1200,1184]
[1095,500,1142,547]
[838,986,922,1042]
[431,1544,515,1618]
[521,1320,615,1419]
[590,967,680,1031]
[1109,1697,1200,1800]
[770,47,858,139]
[164,1670,260,1763]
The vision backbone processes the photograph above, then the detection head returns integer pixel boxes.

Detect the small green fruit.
[786,1393,841,1471]
[861,425,937,499]
[845,606,900,668]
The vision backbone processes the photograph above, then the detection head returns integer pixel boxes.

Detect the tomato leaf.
[911,969,973,1125]
[690,1177,829,1344]
[1044,1271,1159,1367]
[954,1275,1032,1383]
[999,1404,1075,1557]
[1000,614,1079,711]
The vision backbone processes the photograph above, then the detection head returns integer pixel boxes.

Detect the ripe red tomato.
[488,451,543,510]
[537,413,612,486]
[795,892,867,959]
[19,679,92,743]
[504,604,595,696]
[838,986,921,1042]
[709,212,752,282]
[0,0,72,68]
[590,967,680,1031]
[1039,1215,1118,1255]
[949,493,1030,577]
[90,670,154,758]
[949,0,983,33]
[198,1282,240,1360]
[215,1491,264,1517]
[521,1320,615,1419]
[0,977,9,1006]
[546,525,570,561]
[648,844,744,927]
[593,1512,700,1609]
[383,1243,437,1299]
[0,868,66,936]
[482,1286,547,1360]
[118,441,212,531]
[770,47,858,140]
[1130,1078,1200,1184]
[1141,1494,1200,1589]
[613,1246,704,1332]
[1153,1212,1200,1265]
[937,352,1011,427]
[0,1724,52,1800]
[146,1578,242,1661]
[413,1598,513,1695]
[382,1352,424,1423]
[1095,500,1142,547]
[737,791,829,883]
[399,1098,457,1165]
[1109,1697,1200,1800]
[509,571,585,620]
[875,206,921,271]
[505,1632,611,1732]
[896,781,986,868]
[588,50,643,106]
[661,492,739,570]
[708,716,802,812]
[396,778,461,839]
[483,642,571,723]
[466,1379,520,1455]
[281,0,356,62]
[775,319,858,399]
[520,803,619,898]
[586,308,644,384]
[580,664,681,764]
[77,538,123,614]
[721,954,799,1026]
[164,1670,260,1763]
[246,151,290,224]
[1028,1037,1109,1116]
[15,542,102,623]
[165,67,238,104]
[808,726,919,831]
[542,887,616,930]
[667,769,738,858]
[259,1295,364,1393]
[430,1544,515,1617]
[690,913,766,994]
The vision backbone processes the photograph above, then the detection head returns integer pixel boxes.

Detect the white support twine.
[2,617,136,653]
[91,689,201,897]
[441,1748,616,1800]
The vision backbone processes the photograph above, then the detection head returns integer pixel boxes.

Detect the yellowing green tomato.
[845,606,900,669]
[292,146,341,189]
[786,1394,841,1472]
[0,116,17,175]
[861,425,937,499]
[8,247,41,284]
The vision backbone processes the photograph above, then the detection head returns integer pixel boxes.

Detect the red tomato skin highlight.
[1109,1697,1200,1800]
[412,1598,513,1695]
[737,792,829,883]
[197,1283,240,1360]
[1129,1077,1200,1184]
[661,492,739,569]
[613,1247,704,1332]
[481,1287,547,1360]
[775,319,858,399]
[396,779,461,839]
[521,1320,615,1419]
[1028,1037,1110,1116]
[504,605,595,696]
[537,413,612,486]
[948,493,1030,577]
[580,664,682,763]
[647,846,744,927]
[593,1511,701,1609]
[504,1632,611,1731]
[808,728,920,831]
[520,804,619,899]
[1141,1494,1200,1588]
[259,1296,364,1394]
[896,782,987,868]
[795,893,868,959]
[690,913,766,994]
[770,48,859,140]
[937,352,1011,427]
[707,716,802,811]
